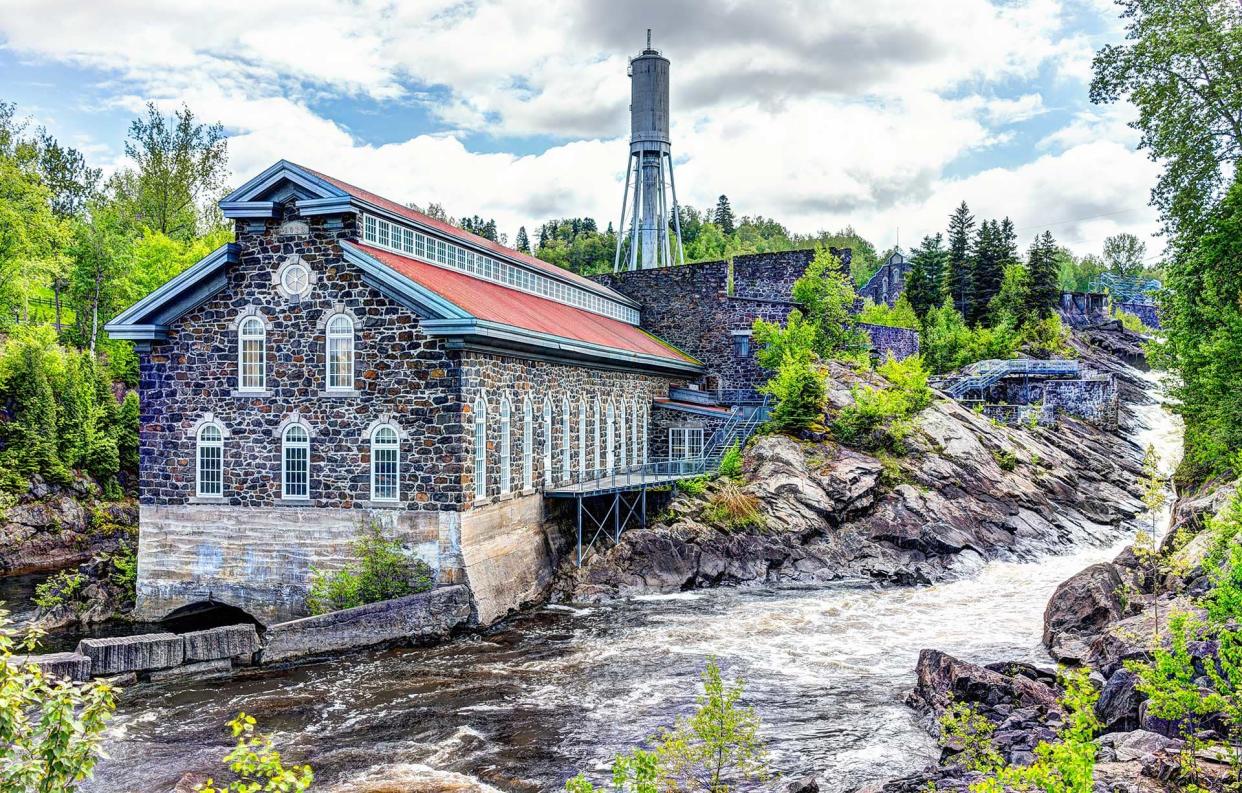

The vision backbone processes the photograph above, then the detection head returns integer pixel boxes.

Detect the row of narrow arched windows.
[195,421,400,502]
[471,394,648,500]
[237,312,356,392]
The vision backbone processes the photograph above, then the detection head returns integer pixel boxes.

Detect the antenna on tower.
[614,31,683,271]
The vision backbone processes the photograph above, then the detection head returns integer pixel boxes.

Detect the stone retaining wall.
[10,586,470,681]
[1115,302,1160,329]
[859,323,920,361]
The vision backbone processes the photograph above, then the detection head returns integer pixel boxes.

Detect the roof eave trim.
[220,160,350,205]
[422,318,703,376]
[103,243,240,340]
[340,241,471,321]
[297,196,357,216]
[221,201,279,219]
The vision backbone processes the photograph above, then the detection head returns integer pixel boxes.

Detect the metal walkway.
[551,397,768,565]
[938,358,1080,399]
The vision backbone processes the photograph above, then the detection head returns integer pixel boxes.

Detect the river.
[85,388,1182,793]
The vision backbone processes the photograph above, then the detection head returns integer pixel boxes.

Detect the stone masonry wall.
[139,209,465,512]
[1116,301,1160,329]
[649,405,730,462]
[859,323,920,361]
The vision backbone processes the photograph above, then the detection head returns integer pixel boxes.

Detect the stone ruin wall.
[858,323,920,362]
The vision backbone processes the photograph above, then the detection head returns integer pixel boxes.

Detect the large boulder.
[6,651,92,681]
[76,633,183,675]
[1096,668,1143,733]
[182,624,261,662]
[1043,563,1125,653]
[909,649,1061,720]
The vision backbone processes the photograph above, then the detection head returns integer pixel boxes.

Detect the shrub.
[717,441,743,479]
[1019,315,1072,358]
[702,483,765,532]
[678,476,708,497]
[760,353,826,433]
[0,611,115,790]
[939,702,1002,772]
[566,659,768,792]
[197,712,313,793]
[832,354,933,454]
[919,300,1021,375]
[857,295,919,329]
[33,570,85,610]
[305,521,434,615]
[992,450,1018,472]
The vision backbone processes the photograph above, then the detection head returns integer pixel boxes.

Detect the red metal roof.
[353,243,696,366]
[300,166,630,304]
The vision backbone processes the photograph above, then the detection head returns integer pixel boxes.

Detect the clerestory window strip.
[360,212,640,325]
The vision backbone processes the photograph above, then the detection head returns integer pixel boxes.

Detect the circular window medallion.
[274,256,316,300]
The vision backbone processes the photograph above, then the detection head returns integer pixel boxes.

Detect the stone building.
[106,160,702,625]
[858,250,912,307]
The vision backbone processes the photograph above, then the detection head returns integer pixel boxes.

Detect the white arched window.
[619,401,628,470]
[238,316,266,391]
[523,397,534,489]
[473,397,487,500]
[370,424,399,502]
[631,399,639,466]
[542,398,553,486]
[642,405,649,464]
[326,314,355,391]
[561,397,571,484]
[500,397,512,494]
[578,399,587,480]
[593,398,601,474]
[282,424,310,499]
[196,423,223,497]
[606,400,616,472]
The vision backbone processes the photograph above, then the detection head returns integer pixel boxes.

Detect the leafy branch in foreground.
[565,659,768,792]
[196,712,313,793]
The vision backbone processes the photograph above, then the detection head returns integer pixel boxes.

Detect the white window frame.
[542,398,553,487]
[642,406,648,464]
[238,316,266,392]
[370,424,400,502]
[474,397,487,500]
[500,397,512,495]
[606,400,616,473]
[669,427,704,461]
[578,398,587,481]
[619,401,627,471]
[561,397,572,484]
[196,423,224,498]
[281,424,311,500]
[325,313,355,391]
[593,398,601,474]
[523,396,534,490]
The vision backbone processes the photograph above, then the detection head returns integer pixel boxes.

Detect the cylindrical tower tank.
[629,47,670,147]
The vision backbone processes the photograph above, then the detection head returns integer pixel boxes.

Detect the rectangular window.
[372,446,399,501]
[327,334,353,390]
[732,332,751,357]
[283,445,309,499]
[364,215,377,242]
[377,219,390,248]
[239,338,264,391]
[197,445,222,497]
[669,427,704,460]
[402,228,414,253]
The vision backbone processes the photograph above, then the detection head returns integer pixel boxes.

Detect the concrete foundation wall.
[457,494,554,625]
[134,503,456,625]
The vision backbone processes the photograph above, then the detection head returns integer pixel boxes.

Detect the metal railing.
[940,358,1080,398]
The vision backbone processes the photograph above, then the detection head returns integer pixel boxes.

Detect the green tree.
[904,233,949,318]
[713,195,735,235]
[1026,231,1062,319]
[197,713,313,793]
[858,294,919,329]
[790,247,868,357]
[1091,0,1242,238]
[0,613,116,792]
[1102,232,1147,276]
[946,201,976,319]
[515,225,531,253]
[971,219,1010,324]
[989,263,1029,325]
[459,215,498,241]
[111,103,229,241]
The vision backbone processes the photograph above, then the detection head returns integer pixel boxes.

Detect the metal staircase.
[940,359,1080,399]
[698,398,769,473]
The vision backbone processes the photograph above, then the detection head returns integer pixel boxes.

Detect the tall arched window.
[561,397,571,484]
[325,314,355,391]
[642,405,649,464]
[606,400,616,472]
[282,424,310,499]
[593,398,601,474]
[196,423,224,498]
[473,397,487,500]
[500,397,512,494]
[542,398,553,487]
[619,401,627,470]
[630,399,639,466]
[578,398,587,480]
[522,397,534,489]
[370,424,399,501]
[238,316,266,392]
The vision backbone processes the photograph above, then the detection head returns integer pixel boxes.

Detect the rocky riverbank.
[0,474,136,576]
[557,326,1153,602]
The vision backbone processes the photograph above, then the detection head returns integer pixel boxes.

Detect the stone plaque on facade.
[277,219,310,237]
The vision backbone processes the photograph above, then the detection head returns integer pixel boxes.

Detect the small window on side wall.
[370,424,400,502]
[731,331,751,358]
[325,314,355,391]
[196,423,224,497]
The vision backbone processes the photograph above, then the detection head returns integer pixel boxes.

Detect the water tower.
[614,30,684,272]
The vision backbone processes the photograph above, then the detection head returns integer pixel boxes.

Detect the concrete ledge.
[8,652,92,681]
[182,624,260,662]
[77,633,184,675]
[261,585,471,665]
[150,658,232,683]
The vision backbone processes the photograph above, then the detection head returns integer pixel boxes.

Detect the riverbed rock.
[7,651,92,681]
[785,776,820,793]
[1096,668,1144,732]
[182,624,260,662]
[76,633,183,675]
[261,585,471,664]
[149,658,232,683]
[1043,562,1125,655]
[0,478,136,575]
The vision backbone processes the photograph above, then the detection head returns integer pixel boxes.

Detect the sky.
[0,0,1162,260]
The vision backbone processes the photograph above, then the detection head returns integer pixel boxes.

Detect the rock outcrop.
[0,476,136,576]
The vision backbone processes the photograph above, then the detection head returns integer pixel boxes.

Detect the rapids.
[85,383,1182,793]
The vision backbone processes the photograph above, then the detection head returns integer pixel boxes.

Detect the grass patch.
[702,483,765,532]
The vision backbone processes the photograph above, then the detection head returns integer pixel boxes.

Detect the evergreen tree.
[714,195,735,235]
[945,202,975,320]
[971,220,1005,324]
[904,233,949,318]
[1025,231,1061,318]
[515,226,530,253]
